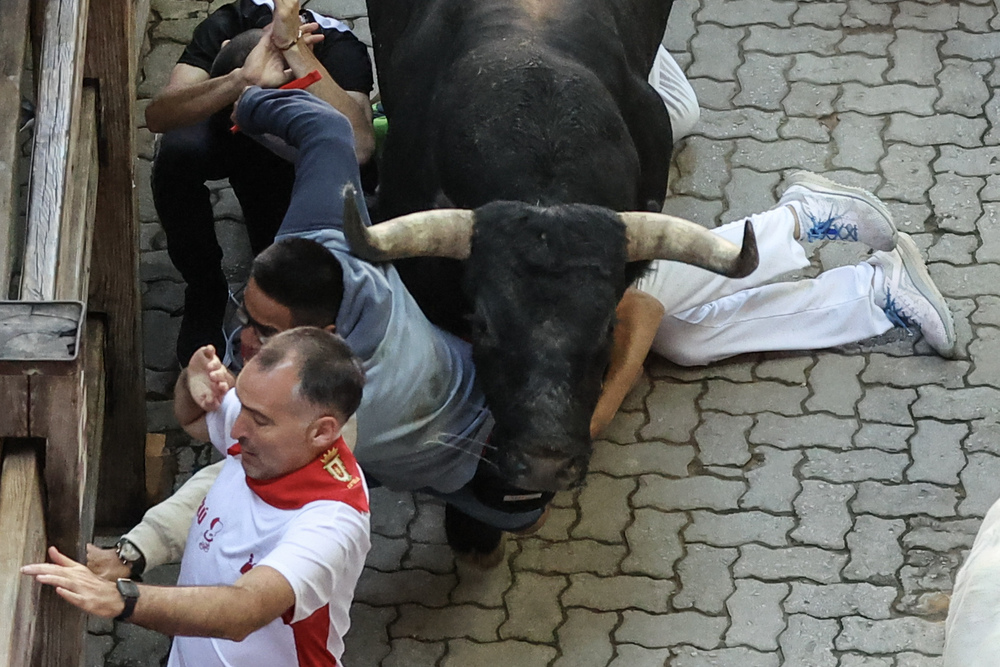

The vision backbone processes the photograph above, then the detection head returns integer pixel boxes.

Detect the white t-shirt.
[167,390,371,667]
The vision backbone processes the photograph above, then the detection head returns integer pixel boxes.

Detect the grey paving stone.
[745,25,841,55]
[741,446,802,512]
[861,353,969,389]
[724,579,788,650]
[801,448,908,484]
[835,616,944,654]
[973,295,1000,327]
[852,482,958,518]
[805,355,865,416]
[589,441,695,478]
[879,144,938,204]
[790,53,887,85]
[500,572,566,642]
[838,83,938,117]
[903,518,979,552]
[724,169,785,222]
[912,384,1000,421]
[854,423,913,452]
[731,137,831,171]
[633,475,745,512]
[392,604,505,642]
[832,113,885,172]
[734,53,791,110]
[930,173,985,233]
[793,1,847,28]
[888,114,986,150]
[701,380,807,416]
[381,639,446,667]
[698,109,783,141]
[690,79,740,112]
[685,510,793,547]
[958,452,1000,517]
[607,644,672,667]
[640,382,701,442]
[355,569,456,607]
[969,326,1000,387]
[778,615,838,667]
[895,0,958,29]
[673,544,738,614]
[733,544,847,583]
[107,624,171,667]
[937,59,992,117]
[929,233,978,265]
[844,0,893,26]
[839,656,893,667]
[342,604,395,667]
[935,145,1000,177]
[791,480,856,548]
[573,473,635,542]
[441,638,556,666]
[516,538,626,575]
[617,611,727,650]
[622,508,686,577]
[857,386,917,426]
[843,515,906,583]
[782,81,837,117]
[673,646,780,667]
[958,3,995,31]
[906,420,967,485]
[784,582,896,619]
[700,0,795,25]
[896,654,945,667]
[369,488,416,537]
[138,42,186,98]
[663,0,697,49]
[886,30,943,85]
[563,573,674,612]
[451,553,514,607]
[841,31,894,56]
[672,137,733,199]
[689,24,743,81]
[408,499,447,545]
[755,356,812,384]
[86,635,114,667]
[404,543,455,574]
[885,201,933,234]
[552,609,617,667]
[750,412,857,449]
[967,418,1000,456]
[652,359,755,383]
[694,413,753,467]
[365,534,407,572]
[976,203,1000,263]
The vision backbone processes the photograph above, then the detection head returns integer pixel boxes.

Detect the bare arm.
[271,0,374,163]
[590,287,665,438]
[24,547,293,642]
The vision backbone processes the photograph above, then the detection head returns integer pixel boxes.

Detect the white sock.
[647,45,699,142]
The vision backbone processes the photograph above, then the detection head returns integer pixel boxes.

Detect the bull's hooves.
[454,538,506,570]
[511,505,551,536]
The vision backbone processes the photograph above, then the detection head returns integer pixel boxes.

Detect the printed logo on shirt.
[196,497,209,524]
[240,553,255,574]
[199,517,224,552]
[321,447,361,488]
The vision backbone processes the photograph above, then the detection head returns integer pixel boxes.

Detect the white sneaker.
[778,171,898,251]
[869,233,956,358]
[648,45,699,142]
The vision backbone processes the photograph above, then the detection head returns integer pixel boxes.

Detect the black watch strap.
[115,578,140,622]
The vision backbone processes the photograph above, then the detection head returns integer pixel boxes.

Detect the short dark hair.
[210,29,264,78]
[255,327,365,421]
[251,238,344,327]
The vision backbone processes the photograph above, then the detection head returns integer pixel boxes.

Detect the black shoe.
[445,504,505,569]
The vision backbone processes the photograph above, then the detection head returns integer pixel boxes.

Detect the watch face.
[116,578,140,598]
[118,540,142,563]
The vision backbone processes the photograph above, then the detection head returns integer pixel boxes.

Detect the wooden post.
[85,0,147,525]
[0,0,31,297]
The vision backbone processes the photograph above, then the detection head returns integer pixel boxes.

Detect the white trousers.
[636,206,894,366]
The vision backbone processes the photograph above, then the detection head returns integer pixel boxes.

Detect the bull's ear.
[342,183,476,261]
[620,213,758,279]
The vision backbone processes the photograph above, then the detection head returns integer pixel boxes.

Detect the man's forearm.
[174,368,207,430]
[146,70,247,133]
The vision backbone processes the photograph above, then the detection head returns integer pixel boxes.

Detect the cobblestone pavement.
[91,0,1000,664]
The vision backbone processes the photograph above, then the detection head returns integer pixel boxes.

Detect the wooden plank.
[0,441,47,667]
[55,88,99,302]
[0,375,29,438]
[21,0,91,301]
[0,0,31,299]
[80,317,106,545]
[86,0,146,527]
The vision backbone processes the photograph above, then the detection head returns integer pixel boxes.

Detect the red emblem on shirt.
[199,517,224,552]
[240,553,255,574]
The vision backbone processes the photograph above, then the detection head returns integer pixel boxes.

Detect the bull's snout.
[500,449,587,492]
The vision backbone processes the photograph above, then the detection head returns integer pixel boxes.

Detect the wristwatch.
[115,578,140,621]
[115,537,147,580]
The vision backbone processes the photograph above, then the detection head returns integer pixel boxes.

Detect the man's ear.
[308,415,342,452]
[323,323,337,334]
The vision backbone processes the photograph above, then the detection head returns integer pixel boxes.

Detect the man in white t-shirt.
[23,328,369,666]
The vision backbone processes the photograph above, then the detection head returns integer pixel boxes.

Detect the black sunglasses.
[236,302,279,343]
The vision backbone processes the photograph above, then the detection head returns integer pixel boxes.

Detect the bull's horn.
[620,212,759,278]
[342,184,475,261]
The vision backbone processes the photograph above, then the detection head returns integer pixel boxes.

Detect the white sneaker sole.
[895,234,957,358]
[781,170,898,251]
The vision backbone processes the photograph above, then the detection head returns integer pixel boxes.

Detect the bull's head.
[343,186,757,491]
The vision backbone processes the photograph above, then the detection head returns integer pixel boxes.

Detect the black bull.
[346,0,758,491]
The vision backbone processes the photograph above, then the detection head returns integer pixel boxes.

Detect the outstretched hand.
[186,345,232,412]
[242,26,293,89]
[21,546,124,618]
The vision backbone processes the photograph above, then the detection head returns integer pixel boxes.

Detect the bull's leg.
[444,504,505,569]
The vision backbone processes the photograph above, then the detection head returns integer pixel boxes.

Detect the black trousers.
[151,118,295,363]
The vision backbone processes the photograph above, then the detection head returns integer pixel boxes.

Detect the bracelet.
[274,27,303,51]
